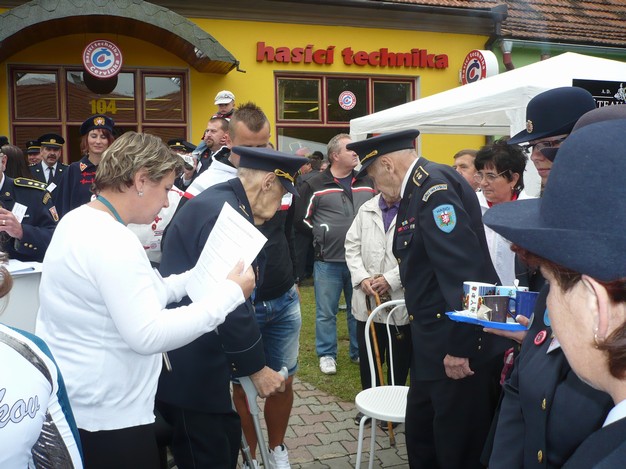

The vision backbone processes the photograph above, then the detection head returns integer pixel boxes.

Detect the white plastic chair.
[354,299,409,468]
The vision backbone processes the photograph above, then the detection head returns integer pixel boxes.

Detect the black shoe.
[354,412,371,426]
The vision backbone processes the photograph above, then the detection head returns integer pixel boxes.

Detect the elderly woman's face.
[476,163,518,205]
[542,267,601,390]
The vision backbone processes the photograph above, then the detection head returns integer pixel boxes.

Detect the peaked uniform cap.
[38,133,65,148]
[167,139,196,153]
[233,146,308,196]
[508,87,596,145]
[346,129,420,178]
[541,104,626,161]
[26,140,41,153]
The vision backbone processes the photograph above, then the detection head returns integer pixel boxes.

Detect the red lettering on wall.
[353,51,368,66]
[257,42,448,69]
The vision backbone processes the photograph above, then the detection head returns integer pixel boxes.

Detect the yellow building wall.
[0,16,488,164]
[194,19,487,163]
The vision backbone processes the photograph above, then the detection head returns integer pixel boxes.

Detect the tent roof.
[350,52,626,140]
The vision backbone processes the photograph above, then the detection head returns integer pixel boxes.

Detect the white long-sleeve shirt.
[478,190,534,286]
[36,205,244,431]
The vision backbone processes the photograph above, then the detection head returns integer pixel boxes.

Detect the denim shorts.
[253,284,302,376]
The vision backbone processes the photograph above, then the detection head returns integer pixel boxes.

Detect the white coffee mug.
[463,282,496,314]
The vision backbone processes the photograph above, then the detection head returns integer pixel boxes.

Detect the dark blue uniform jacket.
[393,158,506,380]
[157,178,265,413]
[55,156,97,218]
[490,286,612,469]
[1,177,57,262]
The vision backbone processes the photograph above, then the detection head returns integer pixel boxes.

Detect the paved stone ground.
[238,378,408,468]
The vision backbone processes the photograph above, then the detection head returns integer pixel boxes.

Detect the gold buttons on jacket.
[537,450,543,463]
[397,258,401,264]
[436,313,441,319]
[541,398,547,411]
[409,315,414,321]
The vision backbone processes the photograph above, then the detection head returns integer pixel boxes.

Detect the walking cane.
[373,293,397,446]
[366,294,396,446]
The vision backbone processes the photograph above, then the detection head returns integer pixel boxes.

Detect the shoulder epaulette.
[412,165,430,187]
[14,177,47,191]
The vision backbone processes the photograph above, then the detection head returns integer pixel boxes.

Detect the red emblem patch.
[534,330,547,345]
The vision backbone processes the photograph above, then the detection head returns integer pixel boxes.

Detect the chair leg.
[355,414,368,468]
[368,418,377,469]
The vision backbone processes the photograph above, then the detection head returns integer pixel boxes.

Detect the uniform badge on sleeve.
[49,206,59,222]
[432,204,456,233]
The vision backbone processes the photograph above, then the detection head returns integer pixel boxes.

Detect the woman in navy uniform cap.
[484,106,626,469]
[55,114,115,217]
[484,117,626,468]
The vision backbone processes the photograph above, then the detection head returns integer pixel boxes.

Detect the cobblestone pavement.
[239,378,409,468]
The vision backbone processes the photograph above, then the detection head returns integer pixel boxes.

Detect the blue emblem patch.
[432,204,456,233]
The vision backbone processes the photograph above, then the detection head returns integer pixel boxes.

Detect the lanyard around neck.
[96,195,125,225]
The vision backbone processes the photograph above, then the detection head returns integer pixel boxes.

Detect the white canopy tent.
[351,52,626,139]
[350,52,626,195]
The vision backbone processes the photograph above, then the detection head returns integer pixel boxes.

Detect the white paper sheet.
[186,202,267,302]
[6,258,39,275]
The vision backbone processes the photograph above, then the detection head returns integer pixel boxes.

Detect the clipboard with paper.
[185,202,267,302]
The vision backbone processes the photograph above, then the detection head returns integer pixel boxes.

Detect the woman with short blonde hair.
[36,131,255,469]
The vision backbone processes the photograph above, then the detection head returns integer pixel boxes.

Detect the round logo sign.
[460,50,498,85]
[83,40,123,78]
[338,91,357,110]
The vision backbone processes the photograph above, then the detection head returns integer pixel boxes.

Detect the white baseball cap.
[214,90,235,105]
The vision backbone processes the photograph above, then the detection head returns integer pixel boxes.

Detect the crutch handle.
[239,367,289,416]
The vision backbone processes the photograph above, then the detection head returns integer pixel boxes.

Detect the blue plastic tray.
[446,311,528,331]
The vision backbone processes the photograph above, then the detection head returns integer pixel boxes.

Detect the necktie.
[48,166,54,183]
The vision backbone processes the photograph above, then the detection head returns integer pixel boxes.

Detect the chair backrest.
[363,299,406,389]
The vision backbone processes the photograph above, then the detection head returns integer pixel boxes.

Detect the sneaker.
[319,356,337,374]
[242,459,260,469]
[350,356,360,364]
[269,443,291,469]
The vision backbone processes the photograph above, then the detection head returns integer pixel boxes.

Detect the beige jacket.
[345,194,408,324]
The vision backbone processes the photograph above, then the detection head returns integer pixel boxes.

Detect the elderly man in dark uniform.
[156,146,308,469]
[0,149,58,262]
[348,129,508,469]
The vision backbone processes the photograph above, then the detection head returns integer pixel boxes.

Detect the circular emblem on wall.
[460,50,498,85]
[83,40,123,78]
[338,91,357,110]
